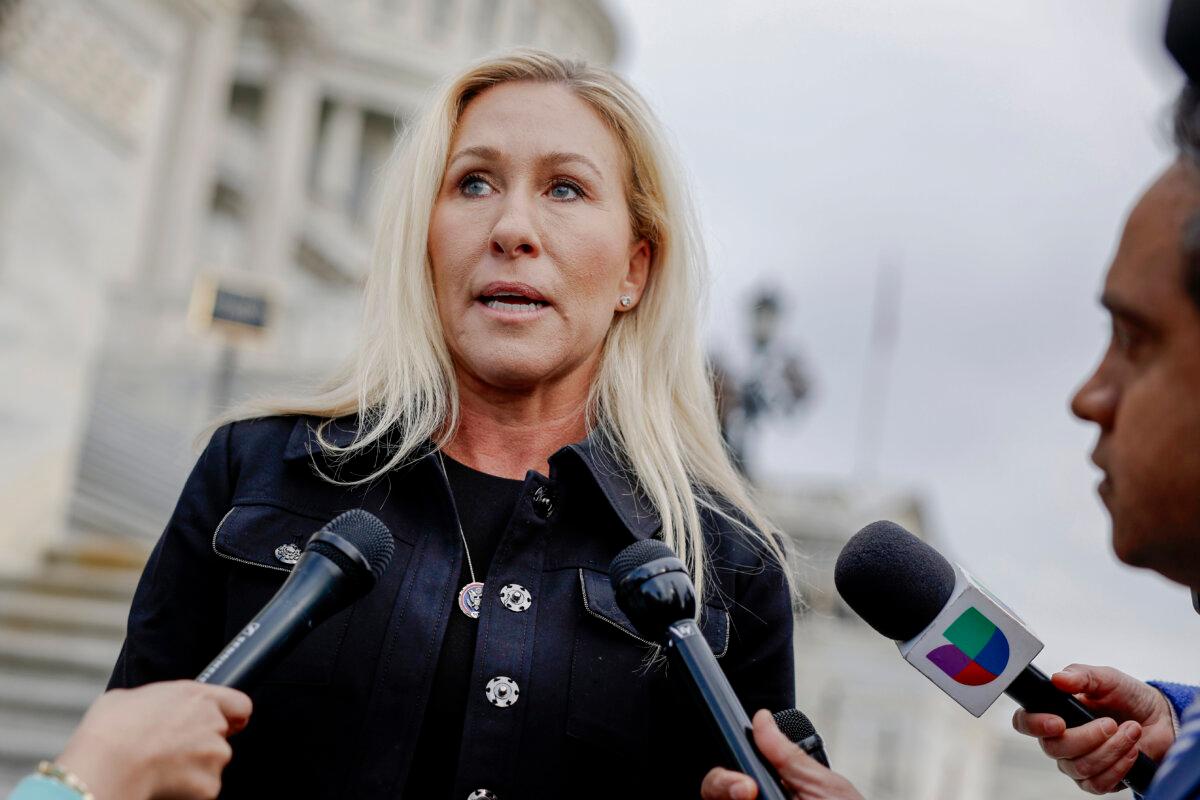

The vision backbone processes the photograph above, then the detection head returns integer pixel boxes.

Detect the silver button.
[531,485,554,518]
[274,543,302,565]
[467,791,498,800]
[485,676,519,708]
[499,583,532,612]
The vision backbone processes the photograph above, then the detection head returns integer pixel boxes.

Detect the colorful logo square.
[926,606,1009,686]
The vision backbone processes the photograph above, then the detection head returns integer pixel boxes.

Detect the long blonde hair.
[228,49,788,604]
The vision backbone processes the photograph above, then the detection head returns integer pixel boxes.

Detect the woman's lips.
[475,297,550,319]
[478,298,547,314]
[475,281,550,318]
[478,281,548,302]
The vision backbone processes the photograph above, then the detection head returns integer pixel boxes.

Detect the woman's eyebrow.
[446,147,604,180]
[447,145,503,168]
[540,151,604,179]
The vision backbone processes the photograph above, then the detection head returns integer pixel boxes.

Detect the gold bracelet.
[36,760,95,800]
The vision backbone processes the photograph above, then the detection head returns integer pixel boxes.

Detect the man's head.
[1071,86,1200,588]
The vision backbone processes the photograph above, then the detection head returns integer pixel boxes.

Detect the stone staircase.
[0,536,146,793]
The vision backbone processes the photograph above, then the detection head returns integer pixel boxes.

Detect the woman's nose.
[490,197,541,259]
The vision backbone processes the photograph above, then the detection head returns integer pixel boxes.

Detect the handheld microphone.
[834,520,1157,795]
[772,708,830,768]
[610,539,788,800]
[197,509,394,691]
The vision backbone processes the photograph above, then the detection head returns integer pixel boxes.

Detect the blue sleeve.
[6,775,84,800]
[1127,682,1198,799]
[1147,680,1200,723]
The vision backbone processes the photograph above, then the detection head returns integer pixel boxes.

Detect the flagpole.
[854,256,902,478]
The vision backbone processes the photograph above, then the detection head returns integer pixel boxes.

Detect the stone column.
[244,40,321,277]
[139,6,244,291]
[314,99,363,215]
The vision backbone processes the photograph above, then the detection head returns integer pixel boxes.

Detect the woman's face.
[429,81,650,395]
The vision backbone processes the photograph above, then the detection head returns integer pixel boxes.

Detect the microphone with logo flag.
[834,520,1157,795]
[610,539,789,800]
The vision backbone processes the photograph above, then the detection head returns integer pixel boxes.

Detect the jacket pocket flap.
[213,504,332,572]
[578,568,729,658]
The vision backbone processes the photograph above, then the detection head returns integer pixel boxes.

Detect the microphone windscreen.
[309,509,395,584]
[772,708,817,742]
[610,538,675,587]
[834,520,956,641]
[1168,0,1200,84]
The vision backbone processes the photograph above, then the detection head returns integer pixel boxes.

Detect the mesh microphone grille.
[308,539,359,577]
[321,509,395,583]
[834,520,956,641]
[773,708,817,743]
[610,539,676,586]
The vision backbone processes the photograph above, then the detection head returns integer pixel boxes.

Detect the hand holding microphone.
[1011,664,1177,794]
[609,540,789,800]
[22,510,392,800]
[701,711,862,800]
[41,681,251,800]
[834,521,1160,795]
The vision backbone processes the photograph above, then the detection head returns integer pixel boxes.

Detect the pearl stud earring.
[619,295,633,308]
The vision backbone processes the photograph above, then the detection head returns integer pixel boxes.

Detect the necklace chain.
[439,451,478,585]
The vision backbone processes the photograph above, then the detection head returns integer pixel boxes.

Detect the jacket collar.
[558,436,660,541]
[284,415,360,460]
[283,415,661,541]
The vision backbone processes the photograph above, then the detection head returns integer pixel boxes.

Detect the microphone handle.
[197,553,347,690]
[666,620,788,800]
[1006,664,1157,795]
[797,734,830,769]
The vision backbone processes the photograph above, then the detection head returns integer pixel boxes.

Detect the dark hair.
[1173,84,1200,308]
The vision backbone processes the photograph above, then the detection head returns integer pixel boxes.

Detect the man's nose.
[1070,366,1117,430]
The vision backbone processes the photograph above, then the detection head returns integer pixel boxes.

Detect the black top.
[403,455,523,799]
[108,415,795,799]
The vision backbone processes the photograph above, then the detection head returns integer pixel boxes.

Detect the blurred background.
[0,0,1194,797]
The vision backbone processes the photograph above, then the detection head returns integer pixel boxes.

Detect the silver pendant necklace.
[439,452,484,619]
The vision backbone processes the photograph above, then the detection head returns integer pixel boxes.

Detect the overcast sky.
[609,0,1199,682]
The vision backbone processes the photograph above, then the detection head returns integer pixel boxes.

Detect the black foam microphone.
[834,520,1157,795]
[772,708,830,768]
[197,509,394,690]
[610,539,788,800]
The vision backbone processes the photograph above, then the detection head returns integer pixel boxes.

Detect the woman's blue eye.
[460,176,493,197]
[549,181,581,200]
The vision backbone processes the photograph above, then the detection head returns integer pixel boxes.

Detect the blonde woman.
[110,50,795,799]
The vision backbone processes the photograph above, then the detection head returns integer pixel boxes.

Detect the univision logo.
[926,607,1010,686]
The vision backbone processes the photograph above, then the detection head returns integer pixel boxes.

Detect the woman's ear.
[616,239,651,311]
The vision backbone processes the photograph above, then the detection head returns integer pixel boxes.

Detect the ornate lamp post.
[714,290,811,477]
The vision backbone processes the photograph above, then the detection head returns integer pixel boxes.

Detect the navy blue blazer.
[108,416,795,799]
